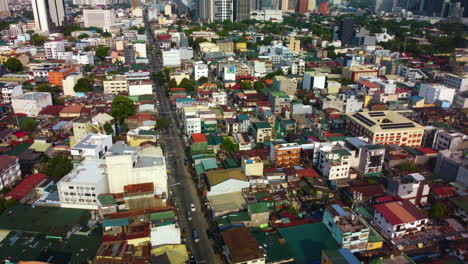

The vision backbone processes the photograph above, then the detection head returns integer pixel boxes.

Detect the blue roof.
[338,248,360,264]
[331,204,347,217]
[237,114,249,121]
[408,95,424,102]
[175,97,195,103]
[102,217,130,227]
[52,121,69,131]
[202,159,218,170]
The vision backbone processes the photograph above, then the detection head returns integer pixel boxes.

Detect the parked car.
[190,203,196,212]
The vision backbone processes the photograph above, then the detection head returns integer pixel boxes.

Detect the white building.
[212,91,227,105]
[1,83,23,103]
[250,9,283,22]
[194,62,209,81]
[83,9,116,31]
[162,49,181,67]
[432,130,466,151]
[357,144,385,176]
[58,159,109,210]
[302,72,327,90]
[317,146,353,181]
[442,73,468,92]
[31,0,65,32]
[387,173,430,205]
[0,155,21,192]
[11,92,52,117]
[73,51,94,65]
[71,134,113,160]
[373,200,429,238]
[128,80,153,96]
[133,42,147,58]
[62,72,83,97]
[106,142,168,196]
[418,83,456,104]
[223,65,236,82]
[44,41,65,59]
[397,65,427,82]
[103,75,128,94]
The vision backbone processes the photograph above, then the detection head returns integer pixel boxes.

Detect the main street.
[144,10,219,264]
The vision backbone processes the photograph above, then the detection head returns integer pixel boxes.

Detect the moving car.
[190,203,196,212]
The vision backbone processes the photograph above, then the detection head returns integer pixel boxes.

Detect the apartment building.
[317,146,353,180]
[58,159,109,210]
[103,75,128,94]
[442,73,468,92]
[44,41,65,59]
[373,200,428,238]
[162,49,181,67]
[194,62,209,81]
[106,142,167,196]
[71,134,113,160]
[128,80,153,96]
[346,111,424,147]
[396,65,427,82]
[252,121,272,143]
[418,83,455,104]
[357,144,385,176]
[11,92,52,117]
[270,142,301,167]
[386,173,430,205]
[432,130,467,151]
[48,67,76,86]
[342,65,378,82]
[323,204,370,253]
[83,9,116,31]
[63,72,83,97]
[1,83,22,103]
[0,155,21,192]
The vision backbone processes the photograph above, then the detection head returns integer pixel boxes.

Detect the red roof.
[157,34,171,40]
[4,173,47,200]
[191,133,207,143]
[39,105,65,115]
[126,113,155,120]
[374,200,427,225]
[124,182,154,194]
[417,147,438,155]
[13,131,29,138]
[358,80,380,89]
[431,185,455,198]
[298,168,319,178]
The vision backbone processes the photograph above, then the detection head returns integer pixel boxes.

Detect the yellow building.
[342,65,379,82]
[126,129,157,147]
[288,37,301,52]
[216,40,234,53]
[236,42,247,52]
[347,111,424,147]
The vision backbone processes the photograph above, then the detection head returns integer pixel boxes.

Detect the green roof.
[195,163,205,175]
[331,149,352,156]
[138,130,156,136]
[222,158,239,169]
[248,202,269,214]
[98,194,117,206]
[3,143,33,156]
[251,230,295,263]
[207,135,223,146]
[216,211,250,227]
[432,121,454,131]
[279,223,339,264]
[254,121,271,129]
[29,142,52,152]
[138,94,154,102]
[102,217,129,227]
[201,159,218,170]
[450,196,468,212]
[150,210,176,222]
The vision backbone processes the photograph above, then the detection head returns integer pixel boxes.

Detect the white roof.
[150,224,181,247]
[59,159,107,184]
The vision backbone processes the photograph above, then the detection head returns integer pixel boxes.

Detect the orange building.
[319,2,329,15]
[270,142,301,167]
[48,67,76,86]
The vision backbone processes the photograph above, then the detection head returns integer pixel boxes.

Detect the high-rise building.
[131,0,139,9]
[337,17,355,45]
[308,0,316,11]
[83,9,116,32]
[0,0,11,17]
[298,0,308,12]
[258,0,273,9]
[213,0,234,21]
[234,0,250,21]
[31,0,65,32]
[281,0,289,10]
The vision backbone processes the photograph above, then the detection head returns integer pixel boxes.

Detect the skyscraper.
[31,0,65,32]
[234,0,250,21]
[213,0,233,21]
[0,0,11,17]
[338,18,355,45]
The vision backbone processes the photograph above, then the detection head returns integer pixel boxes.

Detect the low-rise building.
[128,80,153,96]
[11,92,52,117]
[373,200,428,238]
[221,227,266,264]
[103,75,128,94]
[342,65,378,82]
[323,204,369,252]
[1,83,22,103]
[386,173,430,205]
[241,156,264,176]
[357,144,385,176]
[62,72,83,97]
[252,121,272,143]
[270,142,301,167]
[0,155,21,192]
[317,146,353,181]
[70,134,113,160]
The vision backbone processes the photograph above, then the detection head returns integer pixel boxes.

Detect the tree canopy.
[155,118,171,130]
[220,137,239,152]
[429,202,447,218]
[95,45,110,58]
[5,57,22,72]
[179,78,197,91]
[110,95,136,122]
[253,81,265,90]
[103,122,114,135]
[31,34,47,46]
[73,78,92,92]
[39,156,73,181]
[19,117,37,132]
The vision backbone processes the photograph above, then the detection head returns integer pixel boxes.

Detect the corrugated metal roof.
[102,217,129,227]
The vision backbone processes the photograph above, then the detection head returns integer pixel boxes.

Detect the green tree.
[39,156,73,181]
[168,78,178,88]
[31,34,47,46]
[73,78,92,92]
[19,117,37,132]
[397,161,419,174]
[179,78,196,91]
[95,45,110,58]
[198,76,209,84]
[241,81,253,90]
[103,122,114,135]
[0,198,16,214]
[429,202,447,218]
[264,70,283,79]
[110,95,136,123]
[36,83,59,94]
[77,33,89,39]
[101,31,112,38]
[220,137,239,152]
[5,57,22,72]
[253,81,265,90]
[155,118,171,129]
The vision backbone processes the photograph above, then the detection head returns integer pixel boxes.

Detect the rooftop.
[326,204,368,233]
[251,230,295,263]
[205,168,247,186]
[347,111,424,132]
[59,159,107,184]
[72,134,111,149]
[14,92,50,100]
[374,200,427,226]
[221,227,265,263]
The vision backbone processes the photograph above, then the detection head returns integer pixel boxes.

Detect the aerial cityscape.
[0,0,466,263]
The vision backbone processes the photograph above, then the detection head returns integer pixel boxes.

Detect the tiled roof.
[374,200,427,225]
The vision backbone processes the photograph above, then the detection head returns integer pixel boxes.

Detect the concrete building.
[103,75,128,94]
[73,51,94,65]
[62,72,83,97]
[442,73,468,92]
[250,9,283,22]
[302,71,327,90]
[162,49,181,67]
[0,0,10,16]
[434,149,468,182]
[386,173,430,205]
[288,37,301,52]
[194,62,209,81]
[221,227,266,264]
[1,83,23,103]
[342,65,378,82]
[106,142,168,196]
[234,0,250,21]
[241,156,263,176]
[321,93,363,113]
[323,204,370,253]
[71,134,113,160]
[83,9,116,31]
[0,155,21,192]
[213,0,234,21]
[58,159,108,209]
[252,121,272,143]
[373,200,428,238]
[133,42,147,58]
[11,92,52,117]
[273,76,297,96]
[216,40,235,53]
[397,65,427,82]
[418,83,456,104]
[346,111,424,147]
[432,130,467,151]
[128,80,153,96]
[44,41,65,59]
[357,144,385,176]
[270,142,301,167]
[317,146,352,181]
[31,0,65,32]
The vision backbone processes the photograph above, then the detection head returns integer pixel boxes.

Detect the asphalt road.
[144,11,220,264]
